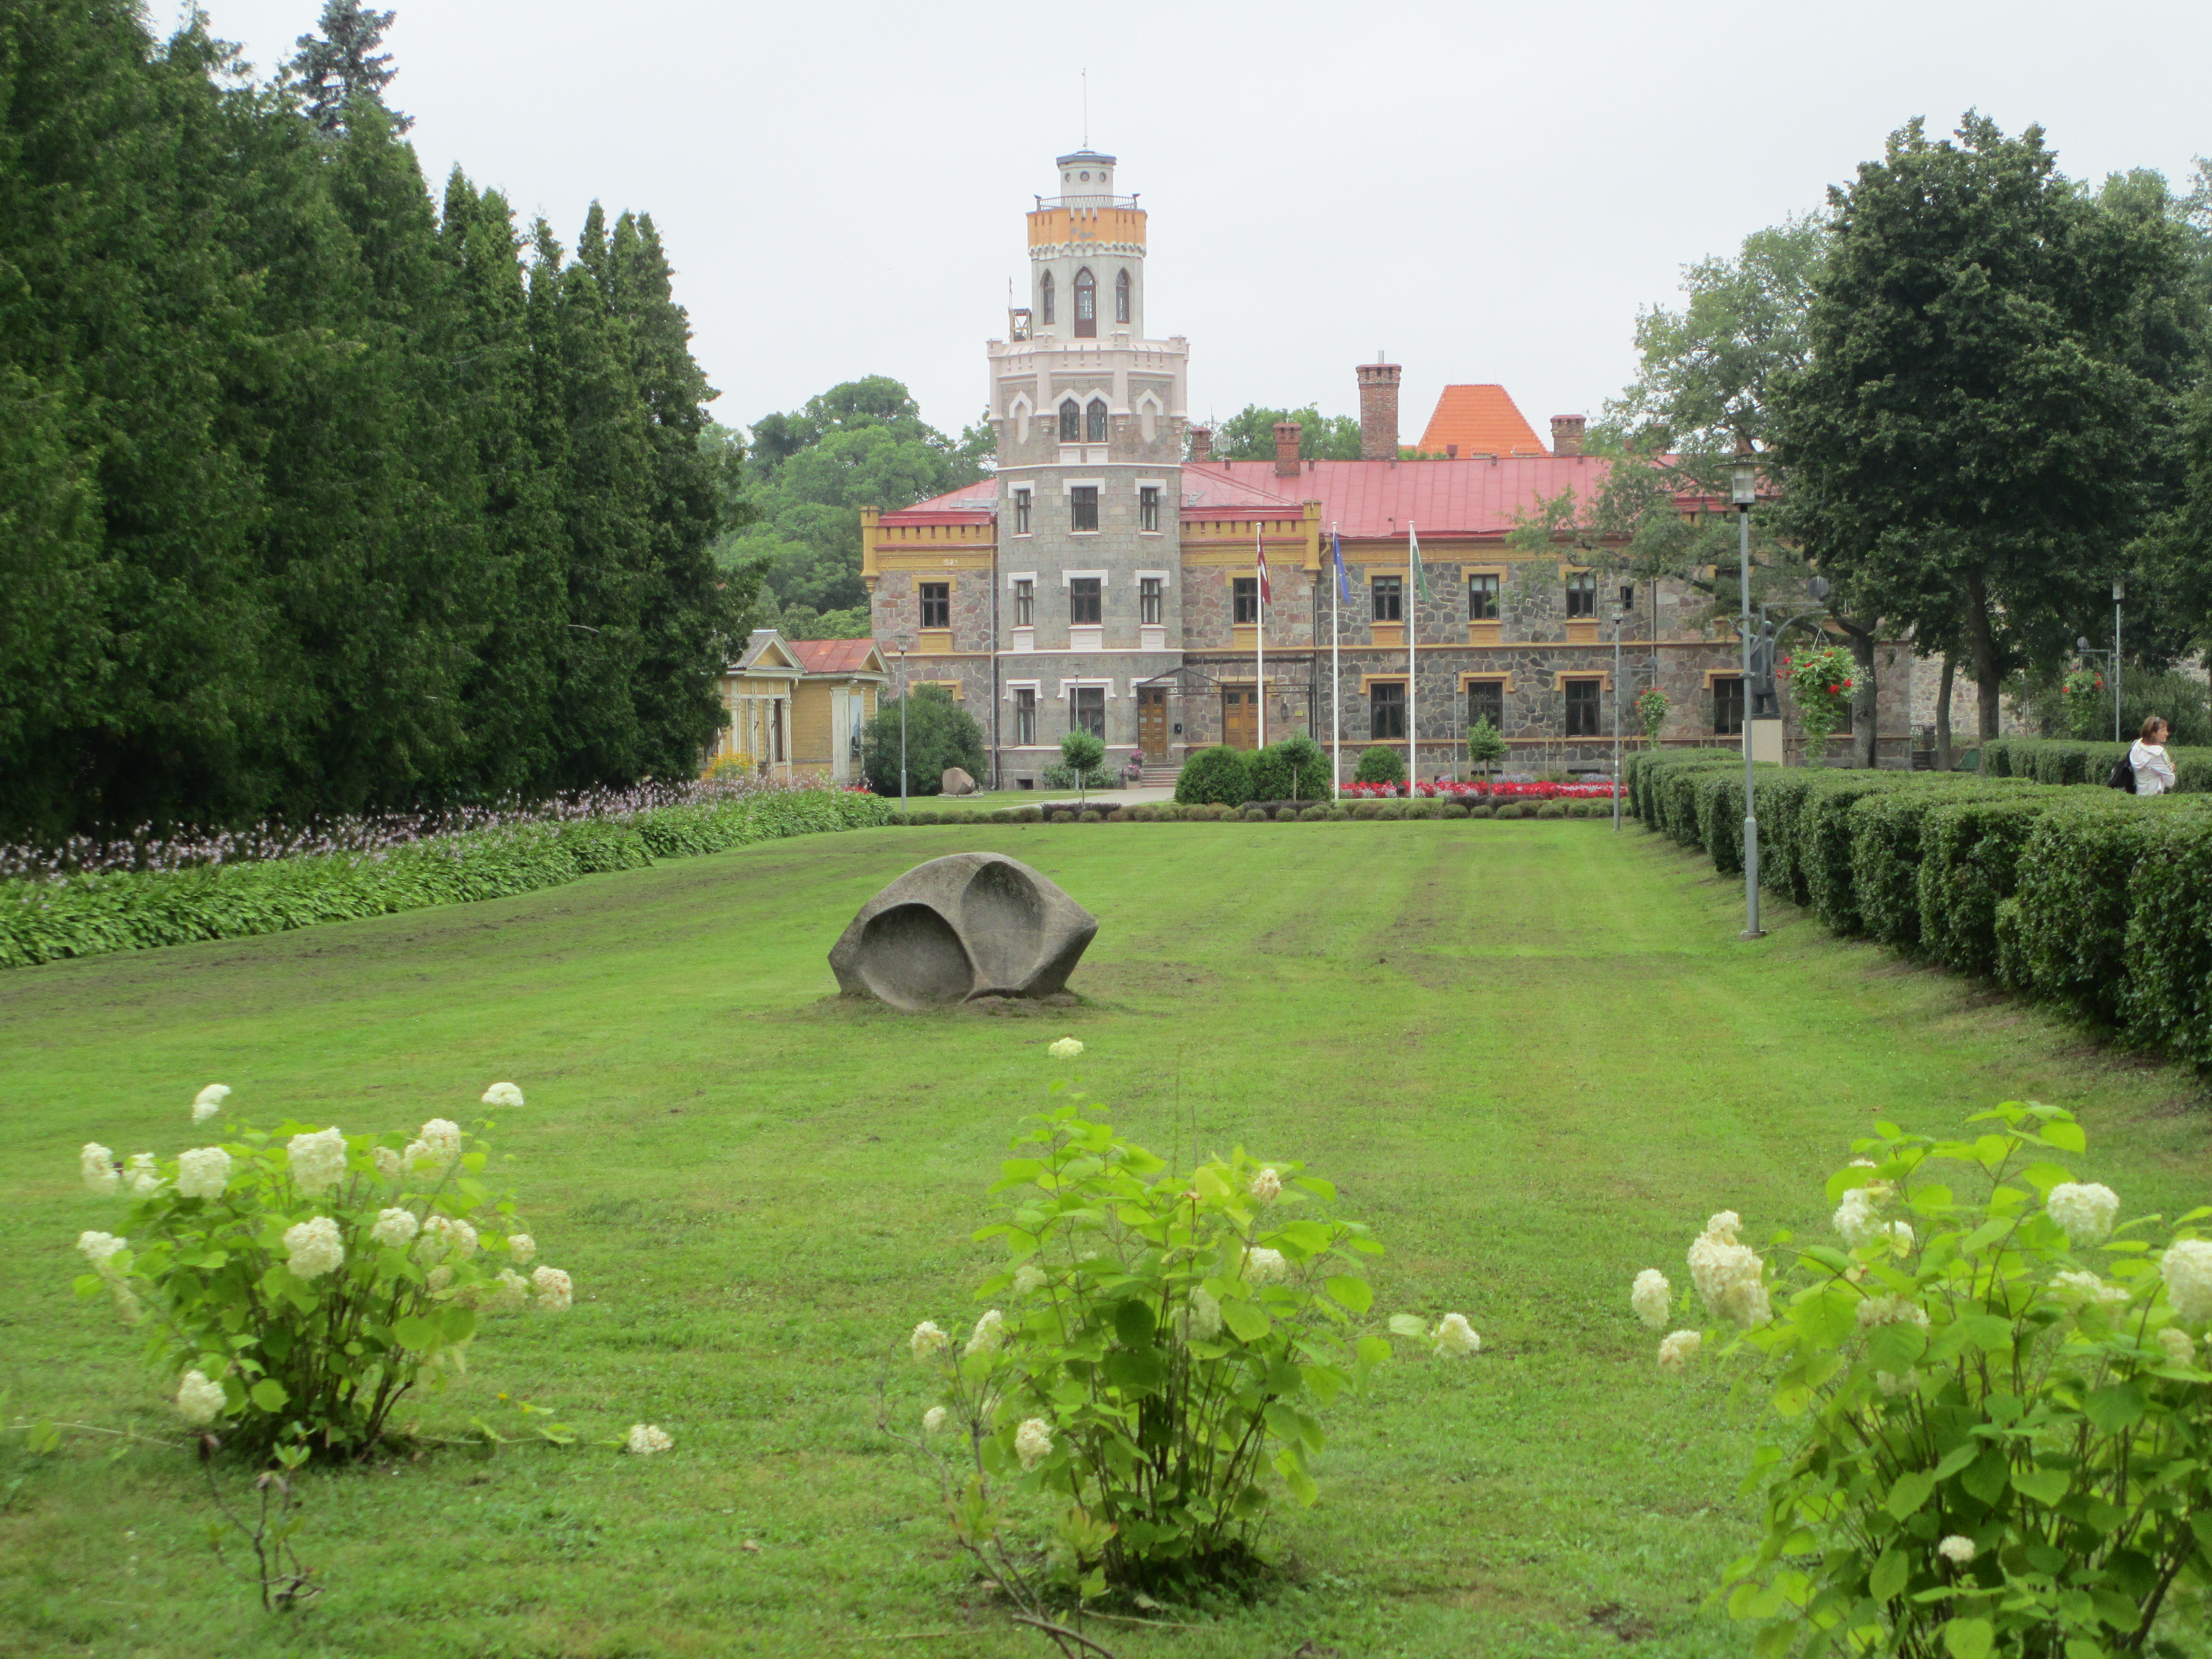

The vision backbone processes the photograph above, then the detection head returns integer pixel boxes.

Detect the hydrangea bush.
[72,1082,573,1455]
[1632,1102,2211,1658]
[902,1046,1477,1598]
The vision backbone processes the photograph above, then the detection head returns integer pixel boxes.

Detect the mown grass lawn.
[2,820,2206,1659]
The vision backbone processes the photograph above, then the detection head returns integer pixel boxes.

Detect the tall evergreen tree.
[290,0,408,135]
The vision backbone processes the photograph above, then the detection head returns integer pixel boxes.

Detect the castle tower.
[983,149,1191,784]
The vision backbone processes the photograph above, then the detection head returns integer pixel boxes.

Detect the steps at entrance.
[1138,764,1180,787]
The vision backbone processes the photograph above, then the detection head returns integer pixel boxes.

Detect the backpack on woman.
[2107,753,2138,793]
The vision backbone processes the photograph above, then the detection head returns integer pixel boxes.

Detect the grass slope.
[1,822,2205,1659]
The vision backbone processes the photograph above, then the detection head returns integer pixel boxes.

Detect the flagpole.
[1257,527,1266,752]
[1407,521,1418,791]
[1330,523,1341,802]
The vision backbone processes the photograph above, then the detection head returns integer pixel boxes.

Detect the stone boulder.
[940,767,977,795]
[829,853,1096,1010]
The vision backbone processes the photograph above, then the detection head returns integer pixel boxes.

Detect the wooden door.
[1138,688,1168,760]
[1222,688,1258,751]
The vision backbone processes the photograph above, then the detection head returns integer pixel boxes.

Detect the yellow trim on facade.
[1459,671,1518,694]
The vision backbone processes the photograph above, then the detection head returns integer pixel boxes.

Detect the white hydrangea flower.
[372,1146,403,1178]
[2155,1325,2195,1367]
[1249,1166,1282,1204]
[76,1231,129,1278]
[1014,1416,1053,1470]
[1011,1263,1045,1296]
[626,1423,673,1455]
[192,1083,230,1123]
[506,1233,537,1265]
[910,1320,950,1362]
[1876,1369,1917,1397]
[1657,1329,1701,1371]
[531,1266,573,1312]
[1631,1269,1672,1331]
[124,1153,163,1197]
[922,1406,948,1435]
[1047,1037,1083,1060]
[176,1369,227,1426]
[1938,1535,1977,1566]
[2159,1239,2212,1323]
[1834,1187,1915,1253]
[426,1265,454,1292]
[1848,1157,1877,1169]
[286,1127,348,1196]
[1433,1313,1481,1358]
[80,1143,118,1196]
[2050,1270,2130,1312]
[370,1207,419,1250]
[964,1309,1005,1356]
[176,1147,231,1202]
[2046,1182,2120,1246]
[418,1214,478,1263]
[405,1118,463,1173]
[481,1082,525,1108]
[482,1268,530,1314]
[1183,1287,1223,1342]
[283,1215,344,1280]
[1688,1220,1770,1327]
[1856,1294,1931,1330]
[1243,1247,1288,1286]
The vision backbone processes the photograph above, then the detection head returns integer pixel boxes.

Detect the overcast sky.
[195,0,2211,450]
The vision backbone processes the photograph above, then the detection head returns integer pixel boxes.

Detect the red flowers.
[1339,780,1620,800]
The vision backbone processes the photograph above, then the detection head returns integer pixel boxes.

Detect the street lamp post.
[896,645,909,813]
[1731,454,1762,940]
[2113,579,2125,744]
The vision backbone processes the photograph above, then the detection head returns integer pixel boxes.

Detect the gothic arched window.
[1086,398,1108,443]
[1073,267,1096,337]
[1039,270,1054,325]
[1059,399,1081,443]
[1115,268,1130,325]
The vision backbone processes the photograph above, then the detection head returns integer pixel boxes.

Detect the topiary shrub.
[1324,804,1349,820]
[1916,796,2059,975]
[2010,796,2196,1025]
[1467,804,1494,819]
[1353,746,1407,786]
[1078,809,1104,824]
[1350,801,1382,821]
[1107,808,1132,823]
[1298,805,1328,821]
[1015,806,1043,823]
[1495,803,1523,820]
[1443,802,1469,818]
[1377,802,1407,821]
[1536,801,1566,819]
[1249,733,1332,803]
[1240,806,1267,822]
[1175,745,1254,806]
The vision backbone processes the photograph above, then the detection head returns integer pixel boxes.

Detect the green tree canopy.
[860,685,985,797]
[1203,405,1362,461]
[717,377,989,616]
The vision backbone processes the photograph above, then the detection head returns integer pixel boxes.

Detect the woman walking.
[2130,715,2177,796]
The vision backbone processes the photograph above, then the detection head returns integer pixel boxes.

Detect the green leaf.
[441,1306,477,1344]
[1220,1299,1270,1343]
[1324,1275,1372,1314]
[1101,1346,1166,1396]
[2192,1512,2212,1565]
[1887,1469,1936,1520]
[1355,1335,1392,1369]
[1387,1313,1428,1339]
[1961,1452,2009,1506]
[1111,1299,1155,1347]
[1869,1547,1909,1603]
[2039,1121,2087,1154]
[2082,1382,2145,1433]
[1943,1617,1994,1659]
[2012,1467,2070,1507]
[393,1315,440,1352]
[249,1379,289,1412]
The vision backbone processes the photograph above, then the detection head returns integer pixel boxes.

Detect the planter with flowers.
[1782,642,1859,766]
[2061,665,2108,739]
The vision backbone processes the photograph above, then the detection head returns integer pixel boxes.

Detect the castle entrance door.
[1221,687,1258,751]
[1138,688,1169,761]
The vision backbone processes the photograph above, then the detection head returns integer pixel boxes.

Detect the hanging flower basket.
[1781,642,1857,764]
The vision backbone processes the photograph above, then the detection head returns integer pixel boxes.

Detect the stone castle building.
[862,147,1913,785]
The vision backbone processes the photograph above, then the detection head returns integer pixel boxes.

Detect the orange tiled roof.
[1415,385,1548,458]
[788,638,883,674]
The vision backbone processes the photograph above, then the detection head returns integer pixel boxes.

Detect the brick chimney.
[1188,425,1212,464]
[1273,421,1302,477]
[1356,360,1402,460]
[1550,415,1586,457]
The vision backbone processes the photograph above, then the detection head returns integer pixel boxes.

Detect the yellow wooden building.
[706,631,888,784]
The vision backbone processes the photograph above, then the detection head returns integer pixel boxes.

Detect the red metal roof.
[1416,385,1550,457]
[880,478,997,526]
[788,638,883,674]
[1204,456,1614,539]
[1178,463,1302,514]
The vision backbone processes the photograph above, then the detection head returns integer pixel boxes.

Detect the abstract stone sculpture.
[940,767,977,795]
[829,853,1097,1010]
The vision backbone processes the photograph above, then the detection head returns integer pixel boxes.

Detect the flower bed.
[1339,779,1621,800]
[0,780,892,970]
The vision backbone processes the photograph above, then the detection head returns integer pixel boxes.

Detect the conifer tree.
[291,0,409,135]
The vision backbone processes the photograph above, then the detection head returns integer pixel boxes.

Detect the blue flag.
[1332,530,1352,602]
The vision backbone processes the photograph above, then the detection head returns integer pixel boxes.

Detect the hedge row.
[1982,735,2212,793]
[890,798,1620,825]
[1626,750,2212,1070]
[0,787,893,970]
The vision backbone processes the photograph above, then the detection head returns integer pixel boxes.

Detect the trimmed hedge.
[1984,736,2212,794]
[0,788,894,970]
[1629,748,2212,1070]
[1174,745,1254,806]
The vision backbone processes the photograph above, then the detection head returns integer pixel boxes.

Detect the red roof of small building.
[787,638,883,674]
[1415,385,1549,458]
